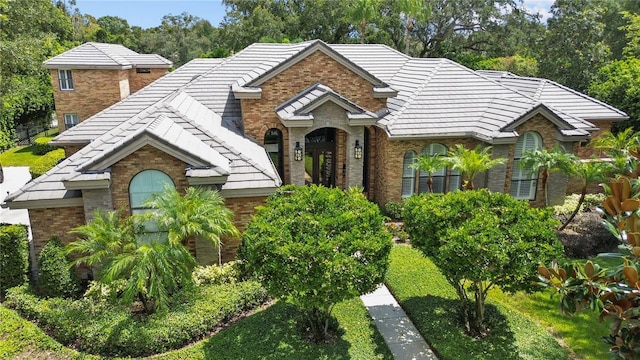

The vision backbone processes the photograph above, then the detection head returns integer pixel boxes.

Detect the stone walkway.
[361,285,438,360]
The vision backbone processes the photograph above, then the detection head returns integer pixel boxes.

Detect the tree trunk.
[473,283,486,336]
[427,176,433,193]
[542,170,550,206]
[405,17,413,55]
[559,187,587,231]
[360,20,366,44]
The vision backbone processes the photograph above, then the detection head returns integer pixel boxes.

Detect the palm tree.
[398,0,429,55]
[559,160,610,230]
[144,185,240,265]
[68,186,239,313]
[348,0,378,44]
[519,146,578,207]
[445,144,506,190]
[410,153,446,193]
[592,128,640,175]
[67,210,136,275]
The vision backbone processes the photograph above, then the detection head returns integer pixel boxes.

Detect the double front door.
[304,128,336,187]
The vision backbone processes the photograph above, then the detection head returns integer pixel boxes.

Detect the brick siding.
[128,68,167,93]
[29,206,85,258]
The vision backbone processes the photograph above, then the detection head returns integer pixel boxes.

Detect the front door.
[304,128,336,187]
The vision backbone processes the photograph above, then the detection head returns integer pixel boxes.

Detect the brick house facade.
[7,40,628,273]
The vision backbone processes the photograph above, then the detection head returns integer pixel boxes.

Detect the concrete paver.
[361,285,438,360]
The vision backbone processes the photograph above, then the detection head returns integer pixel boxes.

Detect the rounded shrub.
[0,224,28,300]
[29,148,64,178]
[36,237,80,298]
[32,137,57,155]
[239,185,392,341]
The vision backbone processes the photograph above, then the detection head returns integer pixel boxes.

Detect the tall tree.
[538,0,610,92]
[0,0,73,142]
[398,0,428,55]
[348,0,379,43]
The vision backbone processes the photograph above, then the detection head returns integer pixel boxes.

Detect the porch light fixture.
[294,141,303,161]
[354,140,363,159]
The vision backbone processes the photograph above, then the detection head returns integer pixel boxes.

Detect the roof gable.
[239,40,387,88]
[44,42,172,70]
[275,83,377,127]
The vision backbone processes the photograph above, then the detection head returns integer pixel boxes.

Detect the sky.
[75,0,555,29]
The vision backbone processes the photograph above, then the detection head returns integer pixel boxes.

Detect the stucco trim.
[63,178,110,190]
[5,197,84,209]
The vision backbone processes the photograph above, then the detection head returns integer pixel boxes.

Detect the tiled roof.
[43,42,172,69]
[478,71,628,121]
[11,40,628,206]
[7,92,280,206]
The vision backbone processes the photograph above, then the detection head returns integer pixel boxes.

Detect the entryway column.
[288,128,307,186]
[346,128,364,188]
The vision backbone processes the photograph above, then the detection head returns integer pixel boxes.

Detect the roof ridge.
[164,100,278,183]
[386,58,445,129]
[533,79,546,101]
[90,42,131,66]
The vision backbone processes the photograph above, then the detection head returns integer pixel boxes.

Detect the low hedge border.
[5,280,268,357]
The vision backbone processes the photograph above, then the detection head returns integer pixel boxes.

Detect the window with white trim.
[63,114,78,129]
[401,151,416,197]
[511,131,542,200]
[58,69,74,90]
[129,170,175,243]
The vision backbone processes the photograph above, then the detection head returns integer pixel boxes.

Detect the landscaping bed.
[4,281,268,357]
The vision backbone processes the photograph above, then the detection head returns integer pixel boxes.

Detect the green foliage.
[385,246,568,359]
[589,60,640,132]
[31,137,57,155]
[0,224,28,300]
[444,144,505,190]
[4,281,268,357]
[404,190,562,336]
[36,237,79,298]
[538,0,611,92]
[68,186,238,313]
[519,146,578,206]
[0,306,81,359]
[239,185,392,341]
[29,148,64,178]
[554,193,606,216]
[192,260,241,286]
[475,55,539,77]
[383,200,404,220]
[0,130,13,151]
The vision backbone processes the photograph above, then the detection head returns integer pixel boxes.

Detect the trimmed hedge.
[5,281,268,357]
[29,148,64,178]
[0,224,28,301]
[32,137,58,155]
[36,237,80,298]
[192,260,241,286]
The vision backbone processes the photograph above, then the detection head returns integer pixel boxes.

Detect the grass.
[385,245,569,360]
[155,299,392,360]
[0,130,62,167]
[1,297,391,359]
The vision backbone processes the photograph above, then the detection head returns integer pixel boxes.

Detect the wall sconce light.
[294,141,303,161]
[354,140,363,159]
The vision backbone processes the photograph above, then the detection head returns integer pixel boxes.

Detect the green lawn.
[0,131,60,167]
[385,245,569,360]
[1,297,391,359]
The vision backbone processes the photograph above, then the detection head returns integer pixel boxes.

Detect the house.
[43,42,172,131]
[6,40,627,271]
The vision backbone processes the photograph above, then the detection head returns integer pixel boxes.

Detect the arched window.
[129,170,174,243]
[418,144,447,193]
[264,128,284,179]
[402,151,416,197]
[511,132,542,200]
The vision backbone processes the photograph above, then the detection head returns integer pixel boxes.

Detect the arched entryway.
[304,127,336,187]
